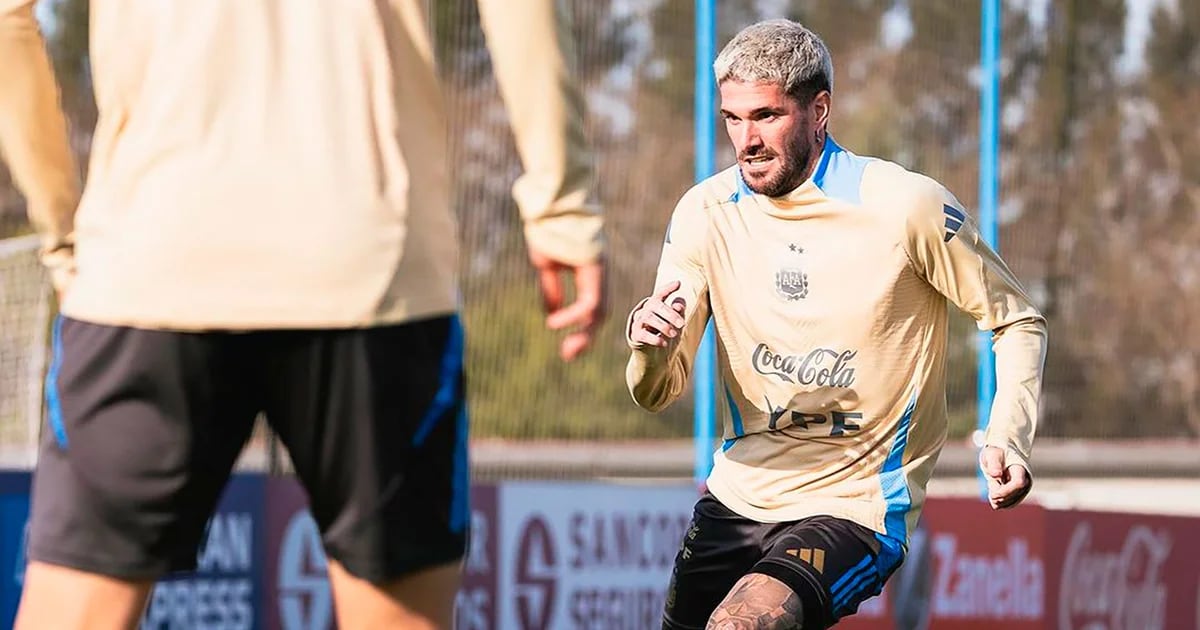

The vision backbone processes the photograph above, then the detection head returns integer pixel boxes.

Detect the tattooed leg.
[706,573,804,630]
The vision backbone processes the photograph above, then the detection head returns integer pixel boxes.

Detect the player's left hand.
[979,446,1032,510]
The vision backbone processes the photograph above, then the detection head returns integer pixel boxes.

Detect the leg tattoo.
[706,573,803,630]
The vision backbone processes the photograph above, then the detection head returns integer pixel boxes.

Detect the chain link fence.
[1,0,1197,479]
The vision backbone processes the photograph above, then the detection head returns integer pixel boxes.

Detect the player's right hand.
[529,247,607,362]
[629,280,687,349]
[980,446,1033,510]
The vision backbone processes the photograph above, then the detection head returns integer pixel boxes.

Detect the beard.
[739,133,817,198]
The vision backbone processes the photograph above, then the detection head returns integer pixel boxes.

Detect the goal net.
[0,235,52,469]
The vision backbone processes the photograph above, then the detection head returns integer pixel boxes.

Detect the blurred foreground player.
[0,1,605,628]
[626,20,1046,629]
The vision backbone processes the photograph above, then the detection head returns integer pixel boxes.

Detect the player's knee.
[327,559,460,629]
[15,562,153,630]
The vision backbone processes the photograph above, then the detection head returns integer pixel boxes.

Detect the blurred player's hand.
[529,248,606,361]
[980,446,1032,510]
[628,280,687,350]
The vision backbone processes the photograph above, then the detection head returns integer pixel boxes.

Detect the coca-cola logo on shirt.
[1058,522,1171,630]
[751,343,857,387]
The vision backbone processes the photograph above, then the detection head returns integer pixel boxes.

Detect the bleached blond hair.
[713,19,834,102]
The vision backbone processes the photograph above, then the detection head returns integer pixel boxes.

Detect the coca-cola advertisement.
[1045,509,1200,630]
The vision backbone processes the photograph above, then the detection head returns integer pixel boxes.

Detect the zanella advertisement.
[837,497,1047,630]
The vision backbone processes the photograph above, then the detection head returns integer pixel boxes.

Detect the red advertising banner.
[842,499,1200,630]
[839,498,1048,630]
[921,498,1047,630]
[1044,508,1200,630]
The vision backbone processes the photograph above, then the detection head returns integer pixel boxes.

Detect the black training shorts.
[28,314,468,582]
[663,492,905,629]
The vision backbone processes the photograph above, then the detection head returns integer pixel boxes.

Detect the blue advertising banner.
[0,473,31,629]
[0,473,267,630]
[140,475,267,630]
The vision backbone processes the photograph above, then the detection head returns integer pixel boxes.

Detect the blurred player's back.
[75,0,456,329]
[3,1,606,628]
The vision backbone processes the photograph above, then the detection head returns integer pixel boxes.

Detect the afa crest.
[774,243,808,301]
[775,269,808,301]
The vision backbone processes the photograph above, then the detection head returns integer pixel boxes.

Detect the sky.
[1119,0,1172,75]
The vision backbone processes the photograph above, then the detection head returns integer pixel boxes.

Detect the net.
[0,0,1196,480]
[440,0,991,477]
[0,235,52,468]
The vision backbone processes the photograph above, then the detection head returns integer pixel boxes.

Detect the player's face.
[719,80,829,197]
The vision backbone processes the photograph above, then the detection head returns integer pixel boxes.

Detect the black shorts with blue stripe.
[663,492,905,629]
[29,314,469,583]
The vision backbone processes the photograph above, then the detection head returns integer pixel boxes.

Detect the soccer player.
[626,20,1046,629]
[0,1,605,628]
